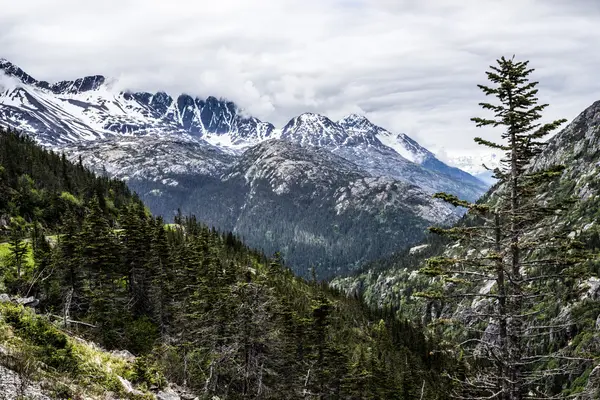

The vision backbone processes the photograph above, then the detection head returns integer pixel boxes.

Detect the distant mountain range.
[0,58,489,277]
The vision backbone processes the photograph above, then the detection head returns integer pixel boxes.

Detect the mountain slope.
[331,100,600,397]
[130,139,460,278]
[333,99,600,314]
[0,126,453,399]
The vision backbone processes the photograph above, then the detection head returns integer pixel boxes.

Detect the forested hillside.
[0,126,452,399]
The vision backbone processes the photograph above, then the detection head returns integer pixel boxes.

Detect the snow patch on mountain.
[0,59,489,204]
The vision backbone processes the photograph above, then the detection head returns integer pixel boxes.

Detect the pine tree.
[120,203,152,317]
[147,216,175,339]
[419,56,590,399]
[308,293,335,399]
[53,209,85,321]
[29,221,52,297]
[8,217,28,280]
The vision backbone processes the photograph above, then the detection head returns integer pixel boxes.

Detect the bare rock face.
[14,297,39,308]
[156,387,182,400]
[0,364,50,400]
[111,349,136,360]
[576,365,600,400]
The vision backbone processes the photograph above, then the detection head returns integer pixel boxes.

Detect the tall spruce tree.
[419,56,589,399]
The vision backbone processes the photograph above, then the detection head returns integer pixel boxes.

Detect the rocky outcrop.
[0,364,50,400]
[0,345,49,400]
[0,294,39,308]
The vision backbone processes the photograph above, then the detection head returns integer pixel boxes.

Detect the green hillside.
[0,126,451,399]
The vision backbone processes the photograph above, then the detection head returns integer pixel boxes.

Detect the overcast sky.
[1,0,599,158]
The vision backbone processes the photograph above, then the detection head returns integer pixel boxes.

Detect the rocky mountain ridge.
[0,59,486,277]
[0,58,486,197]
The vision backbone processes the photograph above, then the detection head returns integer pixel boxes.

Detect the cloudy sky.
[1,0,599,158]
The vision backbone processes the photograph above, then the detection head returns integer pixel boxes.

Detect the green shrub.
[3,305,78,373]
[47,381,75,399]
[125,317,159,355]
[59,191,82,207]
[131,355,166,389]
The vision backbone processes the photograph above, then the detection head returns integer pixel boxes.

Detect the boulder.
[14,297,39,308]
[156,387,181,400]
[111,349,135,360]
[118,376,144,396]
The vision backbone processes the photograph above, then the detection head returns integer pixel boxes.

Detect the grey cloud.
[0,0,599,156]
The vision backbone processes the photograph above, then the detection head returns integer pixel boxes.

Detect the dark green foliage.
[419,57,594,399]
[8,217,28,277]
[3,305,78,373]
[131,355,166,389]
[0,126,453,399]
[0,127,133,235]
[127,168,433,280]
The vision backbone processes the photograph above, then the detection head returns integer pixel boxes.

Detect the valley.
[1,53,599,399]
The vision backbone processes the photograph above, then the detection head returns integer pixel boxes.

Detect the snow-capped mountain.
[0,58,276,149]
[339,113,429,163]
[0,59,488,277]
[281,112,488,201]
[0,58,487,197]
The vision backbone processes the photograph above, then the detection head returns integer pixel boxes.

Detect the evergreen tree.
[29,221,52,297]
[8,217,28,280]
[53,209,85,320]
[147,216,175,339]
[120,203,152,317]
[79,196,127,347]
[419,56,590,399]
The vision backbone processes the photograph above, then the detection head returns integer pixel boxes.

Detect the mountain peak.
[339,113,370,124]
[338,114,380,133]
[0,59,107,95]
[297,112,329,121]
[50,75,106,94]
[0,58,16,69]
[281,113,348,147]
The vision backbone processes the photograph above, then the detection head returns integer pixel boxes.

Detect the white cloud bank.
[1,0,599,156]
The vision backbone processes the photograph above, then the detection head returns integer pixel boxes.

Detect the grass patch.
[0,303,161,399]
